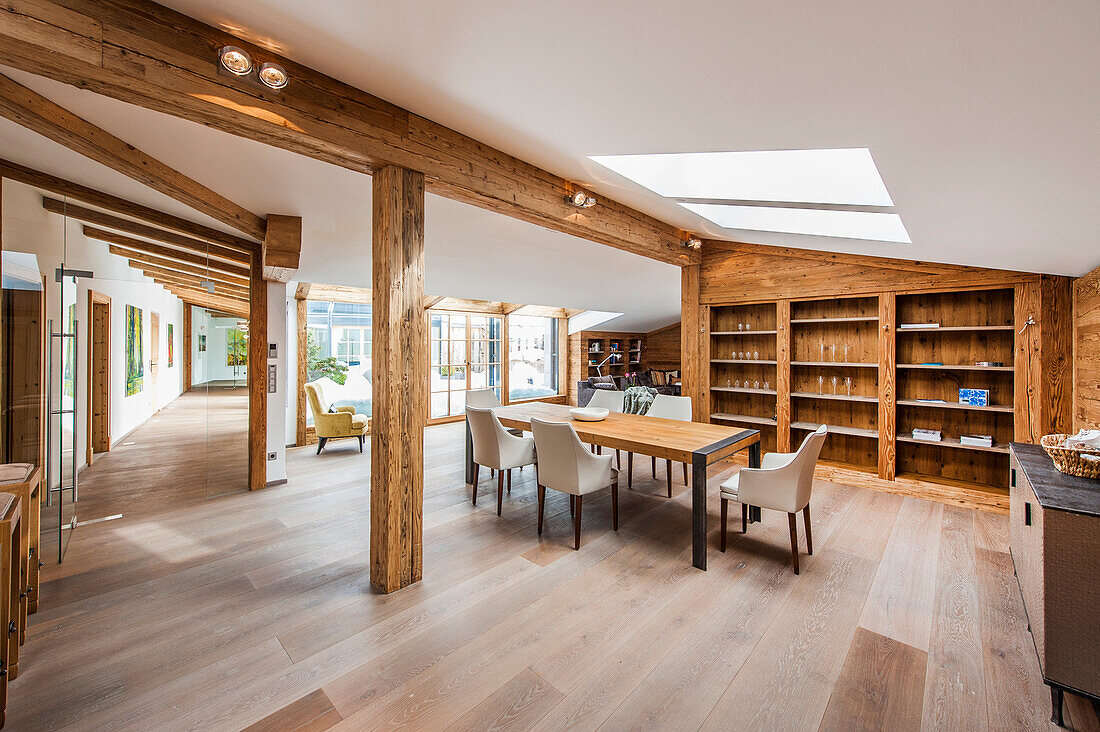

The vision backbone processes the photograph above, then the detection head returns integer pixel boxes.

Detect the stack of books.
[899,323,939,329]
[960,434,994,447]
[912,428,942,442]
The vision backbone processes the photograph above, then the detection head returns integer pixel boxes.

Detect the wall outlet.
[267,451,277,461]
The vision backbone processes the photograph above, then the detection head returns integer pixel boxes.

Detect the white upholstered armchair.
[466,405,536,515]
[719,425,828,574]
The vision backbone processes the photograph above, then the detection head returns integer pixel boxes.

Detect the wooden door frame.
[85,289,111,465]
[426,310,506,425]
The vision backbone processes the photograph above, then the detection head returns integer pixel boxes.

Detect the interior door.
[149,311,159,405]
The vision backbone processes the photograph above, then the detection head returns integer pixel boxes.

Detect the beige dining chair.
[531,417,618,550]
[586,389,624,467]
[466,405,537,516]
[719,425,828,574]
[466,389,523,481]
[625,394,692,497]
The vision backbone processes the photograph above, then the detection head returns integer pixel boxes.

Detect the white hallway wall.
[2,179,185,480]
[191,309,249,385]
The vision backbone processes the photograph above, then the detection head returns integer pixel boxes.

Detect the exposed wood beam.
[371,165,425,593]
[0,0,698,266]
[112,247,250,287]
[89,228,250,278]
[155,278,249,303]
[0,72,267,240]
[294,282,312,300]
[44,200,253,263]
[0,158,260,250]
[422,295,445,310]
[166,287,249,318]
[295,282,371,305]
[500,303,525,315]
[262,214,301,282]
[141,267,250,298]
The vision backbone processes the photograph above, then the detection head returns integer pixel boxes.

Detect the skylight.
[680,203,912,244]
[589,148,894,206]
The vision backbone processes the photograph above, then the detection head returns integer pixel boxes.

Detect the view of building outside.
[429,312,503,418]
[305,300,373,424]
[508,315,558,400]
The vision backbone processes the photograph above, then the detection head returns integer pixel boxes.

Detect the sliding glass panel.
[508,315,559,400]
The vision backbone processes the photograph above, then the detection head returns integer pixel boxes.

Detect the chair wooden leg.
[497,470,505,516]
[471,464,480,505]
[788,512,800,574]
[596,445,602,455]
[615,450,621,470]
[570,494,575,517]
[742,502,748,533]
[720,498,728,552]
[651,456,656,478]
[682,462,688,485]
[803,505,813,555]
[507,469,512,494]
[627,452,633,489]
[574,495,583,550]
[316,437,327,454]
[611,480,619,531]
[358,435,364,453]
[537,485,546,535]
[665,459,673,498]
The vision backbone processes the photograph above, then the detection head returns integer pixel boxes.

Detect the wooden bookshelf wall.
[582,331,646,376]
[705,287,1026,503]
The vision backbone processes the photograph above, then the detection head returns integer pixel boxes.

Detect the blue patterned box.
[958,388,989,406]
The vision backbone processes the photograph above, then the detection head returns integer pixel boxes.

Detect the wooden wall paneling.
[86,290,110,464]
[878,293,896,480]
[567,332,583,405]
[1074,266,1100,430]
[182,303,191,393]
[1039,275,1073,435]
[776,300,791,452]
[0,1,697,266]
[295,296,307,446]
[681,265,704,421]
[645,322,682,371]
[0,73,266,240]
[1014,282,1041,443]
[370,165,426,593]
[1,286,45,466]
[248,250,267,492]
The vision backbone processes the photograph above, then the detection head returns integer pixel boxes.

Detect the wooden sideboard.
[1009,442,1100,726]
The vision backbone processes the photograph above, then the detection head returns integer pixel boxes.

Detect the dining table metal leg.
[747,441,762,523]
[464,418,475,484]
[691,451,708,570]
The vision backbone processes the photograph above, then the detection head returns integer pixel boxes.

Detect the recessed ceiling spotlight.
[566,190,597,208]
[683,237,702,250]
[258,62,289,90]
[219,46,253,76]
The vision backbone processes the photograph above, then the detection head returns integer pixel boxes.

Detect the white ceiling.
[0,0,1097,337]
[151,0,1100,277]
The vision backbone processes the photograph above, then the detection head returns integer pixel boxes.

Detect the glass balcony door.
[430,312,502,419]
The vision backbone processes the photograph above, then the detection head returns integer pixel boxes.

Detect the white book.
[899,323,939,329]
[960,434,994,447]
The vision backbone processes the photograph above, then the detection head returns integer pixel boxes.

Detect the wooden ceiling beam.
[112,247,250,286]
[164,282,249,306]
[0,157,259,251]
[150,276,247,301]
[139,264,250,296]
[47,202,253,264]
[90,229,250,278]
[263,214,302,283]
[0,0,698,266]
[169,291,249,319]
[422,295,445,309]
[0,72,267,241]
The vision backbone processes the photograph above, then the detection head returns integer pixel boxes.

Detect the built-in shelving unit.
[585,334,645,375]
[894,287,1015,491]
[709,303,779,452]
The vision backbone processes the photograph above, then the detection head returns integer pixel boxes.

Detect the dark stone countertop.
[1011,442,1100,518]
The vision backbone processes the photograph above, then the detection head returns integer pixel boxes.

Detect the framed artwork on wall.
[126,304,144,396]
[167,323,174,367]
[227,327,248,367]
[198,334,206,352]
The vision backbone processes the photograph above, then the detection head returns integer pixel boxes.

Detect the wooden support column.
[248,251,267,491]
[776,300,791,453]
[296,296,308,445]
[501,315,511,404]
[878,293,896,480]
[1039,275,1073,436]
[681,265,705,421]
[182,304,191,393]
[1015,281,1042,443]
[370,165,426,593]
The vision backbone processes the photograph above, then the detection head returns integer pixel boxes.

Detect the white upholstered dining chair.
[531,417,619,550]
[625,394,692,497]
[466,405,537,516]
[466,388,524,439]
[585,389,624,466]
[719,425,828,574]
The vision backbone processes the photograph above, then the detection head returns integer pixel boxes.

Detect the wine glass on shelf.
[737,351,744,360]
[738,322,743,331]
[763,380,770,391]
[831,376,838,394]
[754,380,760,389]
[845,376,852,396]
[746,322,752,331]
[753,350,759,360]
[818,375,824,394]
[819,342,825,362]
[734,379,740,388]
[831,343,837,362]
[726,378,731,387]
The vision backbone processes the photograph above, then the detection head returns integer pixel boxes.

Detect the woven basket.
[1041,434,1100,480]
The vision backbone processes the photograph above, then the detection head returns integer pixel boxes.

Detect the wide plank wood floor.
[7,393,1099,730]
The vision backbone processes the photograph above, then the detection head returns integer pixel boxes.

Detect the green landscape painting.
[167,323,174,367]
[126,305,144,396]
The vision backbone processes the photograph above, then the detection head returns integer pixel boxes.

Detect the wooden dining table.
[464,401,761,570]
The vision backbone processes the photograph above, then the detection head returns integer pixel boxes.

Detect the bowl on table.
[570,407,609,422]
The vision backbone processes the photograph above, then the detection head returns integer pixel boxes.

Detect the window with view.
[305,300,372,424]
[508,315,558,400]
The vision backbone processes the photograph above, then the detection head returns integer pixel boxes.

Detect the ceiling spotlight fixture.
[258,62,289,89]
[219,46,253,76]
[566,190,597,208]
[683,237,702,250]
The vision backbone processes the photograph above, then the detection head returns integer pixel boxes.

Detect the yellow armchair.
[304,381,369,453]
